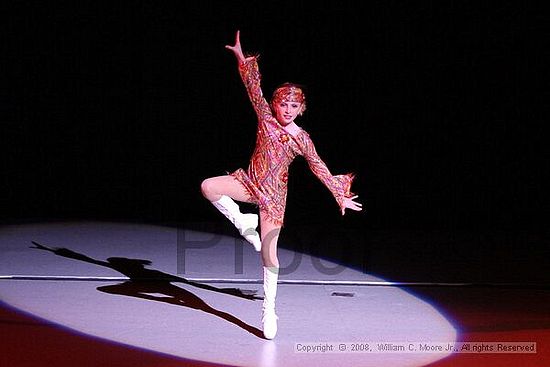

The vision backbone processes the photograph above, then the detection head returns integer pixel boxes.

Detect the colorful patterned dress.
[231,57,355,226]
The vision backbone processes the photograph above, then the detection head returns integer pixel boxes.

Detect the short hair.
[271,82,307,115]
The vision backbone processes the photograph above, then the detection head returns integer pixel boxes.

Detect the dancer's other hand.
[341,195,363,215]
[225,30,254,64]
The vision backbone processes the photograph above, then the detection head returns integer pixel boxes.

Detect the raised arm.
[300,133,362,215]
[225,30,273,121]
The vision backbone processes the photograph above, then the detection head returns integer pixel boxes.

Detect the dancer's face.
[274,100,303,126]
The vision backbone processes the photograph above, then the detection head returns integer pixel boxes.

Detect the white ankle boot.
[211,195,261,251]
[262,266,279,339]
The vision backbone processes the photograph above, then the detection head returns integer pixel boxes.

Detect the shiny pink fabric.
[231,57,355,226]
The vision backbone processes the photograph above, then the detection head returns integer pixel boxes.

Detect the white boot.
[262,266,279,339]
[211,195,261,251]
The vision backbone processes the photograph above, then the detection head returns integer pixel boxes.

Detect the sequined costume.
[231,57,355,226]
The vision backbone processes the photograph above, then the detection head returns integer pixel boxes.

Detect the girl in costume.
[201,31,362,339]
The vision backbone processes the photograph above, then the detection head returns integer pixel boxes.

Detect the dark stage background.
[2,1,548,282]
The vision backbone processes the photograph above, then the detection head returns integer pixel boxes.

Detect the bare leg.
[201,175,252,203]
[201,175,261,251]
[259,210,281,268]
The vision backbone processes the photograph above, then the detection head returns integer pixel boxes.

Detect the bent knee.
[200,178,212,197]
[200,178,218,199]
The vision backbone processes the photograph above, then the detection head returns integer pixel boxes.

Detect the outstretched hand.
[341,195,363,215]
[225,30,253,64]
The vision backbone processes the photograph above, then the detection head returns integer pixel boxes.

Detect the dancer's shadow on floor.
[30,241,264,338]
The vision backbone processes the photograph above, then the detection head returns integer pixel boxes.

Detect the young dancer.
[201,31,362,339]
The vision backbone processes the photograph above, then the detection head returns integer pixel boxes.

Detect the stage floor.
[0,221,548,366]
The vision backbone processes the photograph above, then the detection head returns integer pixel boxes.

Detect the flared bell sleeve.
[298,132,356,212]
